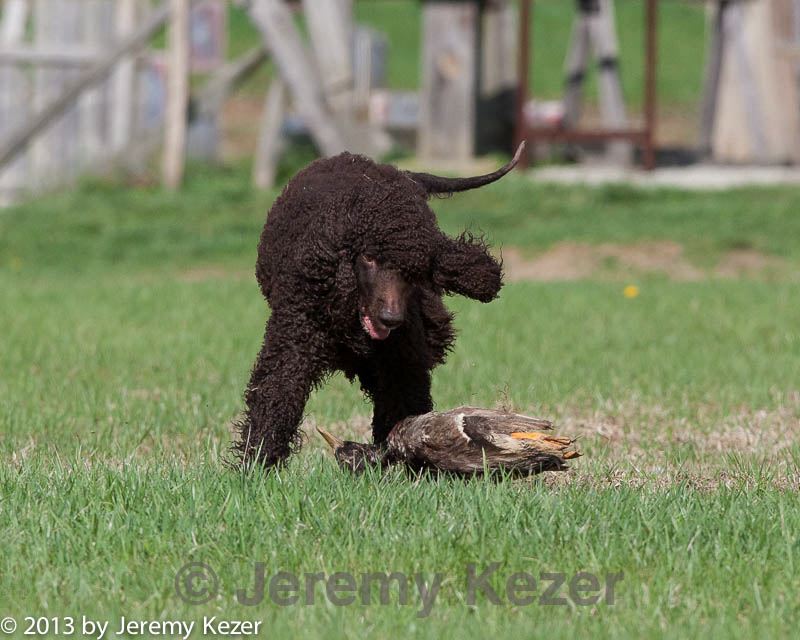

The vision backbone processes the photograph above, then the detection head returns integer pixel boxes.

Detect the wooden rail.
[0,4,170,171]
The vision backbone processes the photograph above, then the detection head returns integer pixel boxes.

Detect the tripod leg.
[563,11,591,128]
[588,0,632,164]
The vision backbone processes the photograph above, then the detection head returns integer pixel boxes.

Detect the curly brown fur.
[234,149,522,468]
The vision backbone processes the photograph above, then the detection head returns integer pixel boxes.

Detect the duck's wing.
[452,406,555,434]
[461,413,579,468]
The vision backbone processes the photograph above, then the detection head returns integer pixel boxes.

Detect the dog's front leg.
[235,312,328,469]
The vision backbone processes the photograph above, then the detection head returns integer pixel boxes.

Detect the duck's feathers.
[386,406,578,476]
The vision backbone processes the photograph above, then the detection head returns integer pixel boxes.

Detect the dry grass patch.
[502,243,795,282]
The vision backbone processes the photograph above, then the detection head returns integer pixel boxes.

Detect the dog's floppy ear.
[432,233,503,302]
[328,251,359,322]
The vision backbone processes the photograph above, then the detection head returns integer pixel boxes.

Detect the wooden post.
[642,0,657,171]
[253,77,288,190]
[481,0,517,96]
[81,0,115,164]
[771,0,800,162]
[515,0,531,165]
[711,0,800,164]
[301,0,353,109]
[0,0,29,205]
[698,0,726,156]
[477,0,518,153]
[162,0,190,189]
[111,0,139,153]
[0,0,27,49]
[352,26,387,110]
[418,1,480,161]
[301,0,390,156]
[729,2,767,159]
[795,0,800,71]
[246,0,346,156]
[33,0,68,189]
[60,1,83,183]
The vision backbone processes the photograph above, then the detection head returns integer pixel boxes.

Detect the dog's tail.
[406,141,526,196]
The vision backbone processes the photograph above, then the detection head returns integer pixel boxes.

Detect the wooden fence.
[0,0,516,207]
[0,0,229,205]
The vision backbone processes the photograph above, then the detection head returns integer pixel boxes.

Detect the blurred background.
[1,0,799,205]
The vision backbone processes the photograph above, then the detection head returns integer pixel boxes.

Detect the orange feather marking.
[510,432,546,440]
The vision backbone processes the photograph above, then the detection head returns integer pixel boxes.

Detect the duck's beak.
[316,426,343,450]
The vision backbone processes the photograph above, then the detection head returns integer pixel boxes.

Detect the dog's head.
[333,145,525,341]
[355,255,412,340]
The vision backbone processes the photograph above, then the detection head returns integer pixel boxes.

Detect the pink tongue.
[363,314,390,340]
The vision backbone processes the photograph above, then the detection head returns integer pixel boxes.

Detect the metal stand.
[515,0,658,170]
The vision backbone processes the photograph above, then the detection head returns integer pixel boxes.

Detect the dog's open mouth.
[360,312,391,340]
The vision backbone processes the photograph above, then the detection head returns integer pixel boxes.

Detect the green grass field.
[1,161,799,637]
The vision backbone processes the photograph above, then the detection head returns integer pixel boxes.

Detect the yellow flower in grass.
[623,284,640,299]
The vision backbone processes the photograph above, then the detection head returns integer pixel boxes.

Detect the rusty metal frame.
[515,0,658,169]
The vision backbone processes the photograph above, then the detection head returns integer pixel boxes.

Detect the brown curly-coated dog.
[235,145,524,468]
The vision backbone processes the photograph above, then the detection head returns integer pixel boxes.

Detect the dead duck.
[317,406,580,476]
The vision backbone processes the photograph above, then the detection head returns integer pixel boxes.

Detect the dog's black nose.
[378,309,404,329]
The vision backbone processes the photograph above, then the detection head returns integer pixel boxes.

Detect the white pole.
[253,76,288,190]
[162,0,190,189]
[111,0,139,153]
[0,0,29,205]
